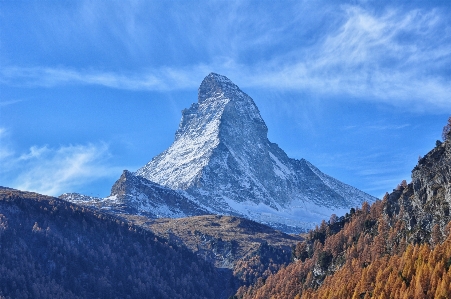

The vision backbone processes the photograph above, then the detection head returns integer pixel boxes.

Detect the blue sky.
[1,0,450,199]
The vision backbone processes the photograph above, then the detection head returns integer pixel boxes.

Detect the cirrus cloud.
[0,135,123,196]
[1,4,450,112]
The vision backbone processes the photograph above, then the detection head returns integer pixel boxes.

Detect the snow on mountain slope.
[61,170,209,219]
[131,73,377,232]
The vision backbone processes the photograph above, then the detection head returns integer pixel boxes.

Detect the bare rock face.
[62,170,209,218]
[413,140,451,206]
[384,136,451,243]
[110,170,209,217]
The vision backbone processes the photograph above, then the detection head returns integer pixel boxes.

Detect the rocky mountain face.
[63,73,376,233]
[61,170,208,218]
[384,135,451,243]
[142,215,299,268]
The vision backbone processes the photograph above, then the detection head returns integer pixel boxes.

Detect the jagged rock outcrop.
[62,170,209,218]
[384,135,451,242]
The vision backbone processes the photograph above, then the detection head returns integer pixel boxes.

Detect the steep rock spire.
[198,73,238,103]
[137,73,268,190]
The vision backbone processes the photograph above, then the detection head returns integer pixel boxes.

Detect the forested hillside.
[131,215,300,287]
[235,119,451,299]
[0,188,234,299]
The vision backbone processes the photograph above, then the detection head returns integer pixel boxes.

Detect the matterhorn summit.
[63,73,376,232]
[133,73,376,231]
[136,73,269,192]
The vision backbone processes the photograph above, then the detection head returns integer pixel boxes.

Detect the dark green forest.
[0,188,234,299]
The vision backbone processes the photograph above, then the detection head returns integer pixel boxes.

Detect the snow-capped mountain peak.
[132,73,377,232]
[135,72,267,190]
[61,73,377,233]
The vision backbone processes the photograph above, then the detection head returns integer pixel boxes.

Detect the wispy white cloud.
[1,4,450,111]
[342,123,410,131]
[0,99,22,107]
[18,145,49,160]
[366,124,410,131]
[244,6,451,110]
[0,128,14,161]
[0,135,122,196]
[0,66,209,91]
[13,143,117,196]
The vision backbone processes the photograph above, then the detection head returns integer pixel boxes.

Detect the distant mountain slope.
[0,187,233,299]
[235,124,451,299]
[83,72,375,233]
[123,214,302,286]
[127,215,300,267]
[62,170,209,218]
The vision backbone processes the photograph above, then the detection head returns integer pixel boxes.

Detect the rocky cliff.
[385,134,451,243]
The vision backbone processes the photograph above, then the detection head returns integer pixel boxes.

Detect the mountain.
[63,73,376,233]
[135,73,376,231]
[126,214,300,268]
[235,125,451,299]
[0,186,305,298]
